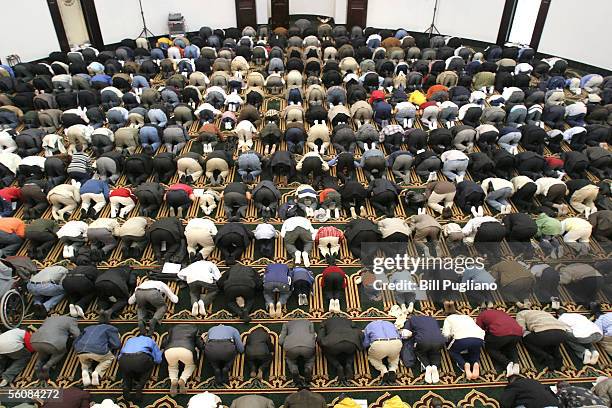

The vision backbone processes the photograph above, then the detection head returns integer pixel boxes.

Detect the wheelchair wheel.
[1,289,24,329]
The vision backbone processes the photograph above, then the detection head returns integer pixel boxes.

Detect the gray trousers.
[285,345,315,379]
[392,155,414,182]
[87,228,118,254]
[485,187,513,212]
[565,332,604,359]
[0,348,31,383]
[284,227,313,256]
[95,156,120,184]
[135,288,167,333]
[442,158,468,181]
[31,342,65,371]
[188,281,218,307]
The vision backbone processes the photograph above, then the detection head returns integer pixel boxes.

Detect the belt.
[208,339,234,343]
[122,352,151,357]
[29,281,59,285]
[374,338,399,342]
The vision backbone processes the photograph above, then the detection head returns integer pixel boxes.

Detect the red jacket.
[0,186,21,202]
[109,187,136,201]
[168,183,194,196]
[476,309,523,337]
[321,266,348,288]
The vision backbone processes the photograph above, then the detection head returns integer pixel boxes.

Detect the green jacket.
[535,213,562,238]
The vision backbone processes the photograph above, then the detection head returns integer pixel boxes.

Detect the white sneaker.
[69,304,78,317]
[191,302,199,317]
[198,300,207,316]
[76,305,85,318]
[82,370,91,387]
[294,251,301,264]
[424,366,433,384]
[506,362,514,377]
[334,299,341,312]
[590,350,600,365]
[329,299,335,312]
[302,252,310,267]
[91,371,99,386]
[583,349,592,364]
[431,365,440,383]
[512,362,520,376]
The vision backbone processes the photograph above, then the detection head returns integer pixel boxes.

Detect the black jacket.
[217,264,262,291]
[215,223,254,248]
[344,219,381,243]
[245,327,274,358]
[500,378,559,408]
[95,267,136,298]
[162,324,204,356]
[317,316,363,350]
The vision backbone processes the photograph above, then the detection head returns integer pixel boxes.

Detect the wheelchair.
[0,259,28,329]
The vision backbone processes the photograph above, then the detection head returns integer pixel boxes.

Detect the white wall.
[0,0,60,62]
[290,0,335,17]
[539,0,612,70]
[334,0,348,24]
[366,0,504,43]
[256,0,269,25]
[94,0,237,44]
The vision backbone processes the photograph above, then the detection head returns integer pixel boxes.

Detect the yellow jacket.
[382,395,410,408]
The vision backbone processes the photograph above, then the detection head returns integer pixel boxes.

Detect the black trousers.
[293,280,312,297]
[24,231,56,259]
[323,272,344,301]
[205,341,237,378]
[322,340,357,379]
[216,232,246,264]
[523,329,568,370]
[62,275,96,310]
[484,334,520,366]
[118,353,154,393]
[300,157,324,186]
[166,189,191,213]
[414,341,444,367]
[348,230,382,263]
[256,238,275,259]
[224,285,255,317]
[474,222,506,257]
[512,182,537,212]
[153,157,176,184]
[245,351,272,375]
[149,229,184,264]
[95,280,128,316]
[137,191,161,217]
[371,190,397,217]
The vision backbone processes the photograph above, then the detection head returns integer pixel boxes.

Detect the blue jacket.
[91,74,112,85]
[80,179,110,199]
[290,267,314,284]
[404,316,445,344]
[73,324,121,355]
[120,336,163,364]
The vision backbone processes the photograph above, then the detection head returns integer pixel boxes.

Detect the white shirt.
[0,152,21,174]
[511,175,534,190]
[481,178,514,195]
[440,149,468,162]
[185,218,217,236]
[280,216,316,238]
[0,131,16,151]
[188,392,222,408]
[19,155,46,168]
[535,177,565,196]
[462,216,499,237]
[57,220,88,238]
[254,223,277,240]
[129,280,178,304]
[178,261,221,284]
[442,314,485,340]
[558,313,602,339]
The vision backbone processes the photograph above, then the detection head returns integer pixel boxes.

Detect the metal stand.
[137,0,154,39]
[424,0,441,37]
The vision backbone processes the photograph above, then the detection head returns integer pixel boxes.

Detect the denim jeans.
[27,281,65,311]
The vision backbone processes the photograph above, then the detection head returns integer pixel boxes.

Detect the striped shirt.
[67,152,91,174]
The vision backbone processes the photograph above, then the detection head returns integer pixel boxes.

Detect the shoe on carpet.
[91,371,99,386]
[170,380,178,397]
[431,365,440,383]
[590,350,600,365]
[583,349,592,364]
[82,370,91,387]
[424,366,433,384]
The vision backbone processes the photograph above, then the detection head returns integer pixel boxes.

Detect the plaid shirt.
[379,124,405,143]
[315,226,344,243]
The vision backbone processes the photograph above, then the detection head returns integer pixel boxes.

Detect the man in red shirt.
[476,309,523,376]
[165,183,196,218]
[321,265,348,313]
[0,186,21,217]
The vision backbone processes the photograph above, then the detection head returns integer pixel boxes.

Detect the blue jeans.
[263,282,292,305]
[27,281,65,312]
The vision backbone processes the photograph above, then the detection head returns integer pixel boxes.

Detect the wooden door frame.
[80,0,104,49]
[235,0,258,29]
[346,0,369,28]
[47,0,70,52]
